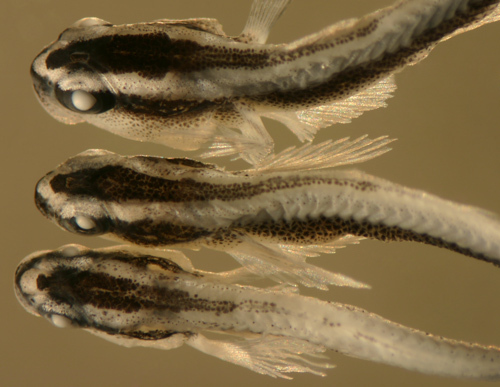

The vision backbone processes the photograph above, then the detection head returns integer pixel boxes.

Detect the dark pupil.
[37,274,49,290]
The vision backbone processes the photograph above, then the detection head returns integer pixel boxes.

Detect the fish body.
[14,244,500,379]
[30,0,500,165]
[34,146,500,289]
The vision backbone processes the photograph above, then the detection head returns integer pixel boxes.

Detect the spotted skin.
[34,149,500,289]
[14,245,500,379]
[30,0,500,164]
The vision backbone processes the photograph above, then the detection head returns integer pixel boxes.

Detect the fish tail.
[281,297,500,379]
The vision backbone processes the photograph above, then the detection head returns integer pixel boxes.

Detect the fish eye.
[66,215,109,235]
[54,85,115,114]
[50,314,74,328]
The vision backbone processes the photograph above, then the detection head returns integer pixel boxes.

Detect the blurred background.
[1,0,500,386]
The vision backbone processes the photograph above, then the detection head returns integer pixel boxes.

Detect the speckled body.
[30,0,500,164]
[35,149,500,289]
[14,245,500,379]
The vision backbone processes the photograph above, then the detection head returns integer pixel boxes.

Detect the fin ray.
[228,236,369,290]
[238,0,292,44]
[297,76,397,129]
[254,135,395,172]
[187,333,332,379]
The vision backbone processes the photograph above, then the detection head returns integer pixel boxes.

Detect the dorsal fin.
[237,0,292,44]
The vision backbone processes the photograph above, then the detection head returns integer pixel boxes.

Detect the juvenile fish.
[34,141,500,289]
[30,0,500,165]
[14,244,500,379]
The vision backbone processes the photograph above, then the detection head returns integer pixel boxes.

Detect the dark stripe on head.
[46,33,174,79]
[46,33,270,80]
[39,265,237,314]
[48,165,378,204]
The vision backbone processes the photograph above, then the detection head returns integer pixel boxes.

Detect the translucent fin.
[196,267,260,284]
[187,332,332,379]
[276,235,365,258]
[238,0,292,44]
[253,135,395,173]
[262,111,320,142]
[202,109,274,165]
[297,76,397,129]
[266,283,300,294]
[228,236,369,290]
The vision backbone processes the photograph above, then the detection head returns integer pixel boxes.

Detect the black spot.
[36,274,49,290]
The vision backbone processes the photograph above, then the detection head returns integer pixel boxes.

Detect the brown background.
[2,1,500,386]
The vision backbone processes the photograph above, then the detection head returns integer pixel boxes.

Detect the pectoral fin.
[255,135,394,172]
[227,235,369,290]
[187,332,332,379]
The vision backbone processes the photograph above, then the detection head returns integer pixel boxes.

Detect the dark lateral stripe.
[42,267,237,314]
[119,94,221,118]
[47,165,377,203]
[117,329,186,340]
[45,33,270,80]
[94,323,191,341]
[238,215,500,267]
[113,218,214,246]
[248,1,499,108]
